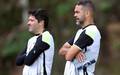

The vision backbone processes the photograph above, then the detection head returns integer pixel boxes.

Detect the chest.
[26,36,38,53]
[74,29,84,43]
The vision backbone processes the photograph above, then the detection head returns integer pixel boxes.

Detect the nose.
[27,20,30,25]
[74,13,77,18]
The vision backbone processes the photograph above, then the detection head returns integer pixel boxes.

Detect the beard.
[75,19,84,26]
[75,15,85,26]
[76,20,84,25]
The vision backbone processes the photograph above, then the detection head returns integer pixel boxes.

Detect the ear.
[38,20,45,28]
[38,20,44,25]
[85,9,90,17]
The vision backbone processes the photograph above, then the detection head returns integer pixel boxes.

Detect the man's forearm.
[59,47,68,56]
[59,42,71,58]
[16,48,26,66]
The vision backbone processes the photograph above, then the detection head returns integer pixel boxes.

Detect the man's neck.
[35,28,45,35]
[82,19,94,28]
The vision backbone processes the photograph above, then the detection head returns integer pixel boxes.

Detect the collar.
[82,24,95,30]
[35,29,47,36]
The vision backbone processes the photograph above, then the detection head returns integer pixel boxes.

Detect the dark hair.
[76,0,95,12]
[28,8,49,28]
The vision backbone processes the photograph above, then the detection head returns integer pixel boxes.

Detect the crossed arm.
[59,42,85,62]
[59,30,94,61]
[16,36,50,66]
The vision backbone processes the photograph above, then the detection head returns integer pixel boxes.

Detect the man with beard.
[59,0,101,75]
[16,9,54,75]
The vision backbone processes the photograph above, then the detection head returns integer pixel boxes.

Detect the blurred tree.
[0,0,120,75]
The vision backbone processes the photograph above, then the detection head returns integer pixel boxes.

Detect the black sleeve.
[74,30,93,50]
[67,36,74,45]
[16,47,27,66]
[24,36,50,66]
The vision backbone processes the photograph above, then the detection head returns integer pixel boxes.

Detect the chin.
[76,21,80,25]
[28,29,33,32]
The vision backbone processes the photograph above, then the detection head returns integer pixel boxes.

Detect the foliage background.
[0,0,120,75]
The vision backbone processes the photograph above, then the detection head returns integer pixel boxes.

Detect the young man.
[16,9,54,75]
[59,0,101,75]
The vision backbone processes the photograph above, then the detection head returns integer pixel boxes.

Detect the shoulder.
[42,31,52,36]
[42,31,53,39]
[42,31,54,44]
[85,25,101,39]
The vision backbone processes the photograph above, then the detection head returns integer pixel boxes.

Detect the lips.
[75,17,79,20]
[76,19,80,22]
